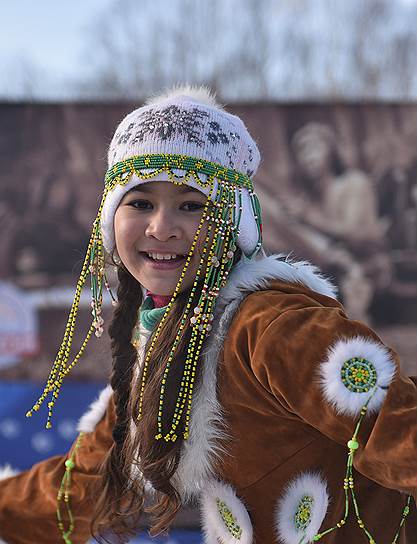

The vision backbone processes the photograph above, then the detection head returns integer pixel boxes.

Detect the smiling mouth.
[141,251,187,261]
[139,251,188,268]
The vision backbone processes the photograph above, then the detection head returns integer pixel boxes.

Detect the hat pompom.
[145,84,224,109]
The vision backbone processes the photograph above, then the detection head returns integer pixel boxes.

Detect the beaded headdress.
[26,86,262,441]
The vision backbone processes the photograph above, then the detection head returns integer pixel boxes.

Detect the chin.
[140,280,176,296]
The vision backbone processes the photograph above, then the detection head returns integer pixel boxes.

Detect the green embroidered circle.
[341,357,377,393]
[216,498,243,539]
[294,495,314,531]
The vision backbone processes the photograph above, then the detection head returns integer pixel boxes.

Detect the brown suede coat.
[0,279,416,543]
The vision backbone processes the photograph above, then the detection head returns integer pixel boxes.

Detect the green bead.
[348,439,359,450]
[65,459,75,470]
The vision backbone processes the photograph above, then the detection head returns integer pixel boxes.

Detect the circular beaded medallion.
[341,357,377,393]
[294,495,314,531]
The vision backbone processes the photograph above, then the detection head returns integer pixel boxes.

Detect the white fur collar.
[77,385,113,433]
[217,254,337,311]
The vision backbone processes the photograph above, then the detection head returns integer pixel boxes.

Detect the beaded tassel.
[56,433,84,543]
[136,183,217,428]
[26,188,110,428]
[312,390,413,542]
[156,181,238,441]
[27,154,262,431]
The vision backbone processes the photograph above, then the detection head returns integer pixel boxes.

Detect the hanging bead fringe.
[56,432,84,544]
[27,154,262,432]
[312,390,413,543]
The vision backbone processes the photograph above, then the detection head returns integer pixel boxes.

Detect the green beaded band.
[105,153,254,191]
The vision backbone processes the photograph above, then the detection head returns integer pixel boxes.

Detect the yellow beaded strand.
[160,185,234,441]
[157,208,219,440]
[26,188,110,428]
[159,190,226,441]
[138,181,217,427]
[182,245,233,440]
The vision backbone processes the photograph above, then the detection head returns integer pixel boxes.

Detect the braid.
[108,266,142,456]
[92,266,143,541]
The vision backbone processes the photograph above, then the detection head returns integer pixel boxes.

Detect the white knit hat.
[100,85,262,256]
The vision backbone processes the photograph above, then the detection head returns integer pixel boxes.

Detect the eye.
[181,201,205,212]
[128,199,152,210]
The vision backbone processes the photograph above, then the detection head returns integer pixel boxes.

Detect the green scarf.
[139,296,167,332]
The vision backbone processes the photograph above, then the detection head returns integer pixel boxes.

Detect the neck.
[147,292,172,308]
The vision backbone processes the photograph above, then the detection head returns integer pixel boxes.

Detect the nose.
[144,207,182,241]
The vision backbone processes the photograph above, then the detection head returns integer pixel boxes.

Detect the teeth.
[147,252,179,261]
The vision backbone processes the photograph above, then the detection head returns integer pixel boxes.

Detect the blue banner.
[111,531,202,543]
[0,382,204,542]
[0,381,105,469]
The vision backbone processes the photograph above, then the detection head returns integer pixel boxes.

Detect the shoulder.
[77,385,114,433]
[230,282,344,342]
[215,254,340,342]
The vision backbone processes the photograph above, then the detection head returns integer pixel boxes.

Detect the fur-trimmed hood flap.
[217,254,337,311]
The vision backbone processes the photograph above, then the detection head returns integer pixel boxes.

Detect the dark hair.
[91,265,198,541]
[91,265,143,542]
[92,246,242,541]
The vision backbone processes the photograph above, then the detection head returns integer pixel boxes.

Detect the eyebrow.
[126,185,203,195]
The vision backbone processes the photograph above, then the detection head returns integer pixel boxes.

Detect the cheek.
[194,223,210,256]
[114,212,142,251]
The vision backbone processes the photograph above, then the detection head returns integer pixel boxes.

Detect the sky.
[2,0,417,101]
[1,0,114,99]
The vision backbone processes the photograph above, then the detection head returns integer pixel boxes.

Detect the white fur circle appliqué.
[201,480,253,544]
[320,335,396,417]
[275,472,329,544]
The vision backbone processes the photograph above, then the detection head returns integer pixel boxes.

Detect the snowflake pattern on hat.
[114,105,210,149]
[110,97,258,176]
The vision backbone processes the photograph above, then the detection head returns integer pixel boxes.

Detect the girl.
[0,86,416,544]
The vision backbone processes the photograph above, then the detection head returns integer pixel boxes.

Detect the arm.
[249,300,417,499]
[0,386,115,544]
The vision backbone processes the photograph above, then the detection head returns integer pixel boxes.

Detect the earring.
[113,251,121,265]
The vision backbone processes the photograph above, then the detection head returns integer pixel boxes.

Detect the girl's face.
[114,180,208,296]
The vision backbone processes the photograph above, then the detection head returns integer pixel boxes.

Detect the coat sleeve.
[248,299,417,500]
[0,387,115,544]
